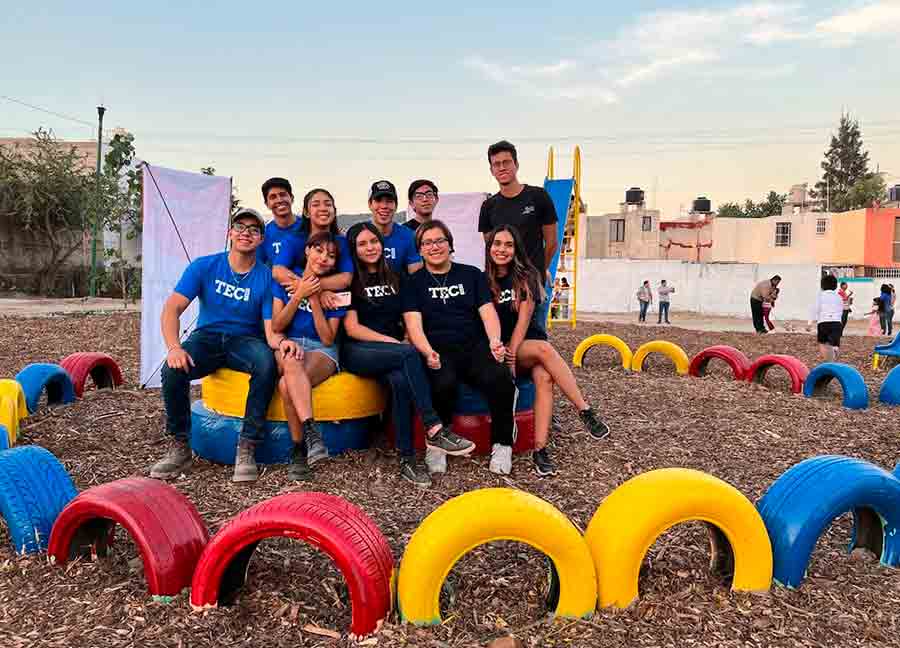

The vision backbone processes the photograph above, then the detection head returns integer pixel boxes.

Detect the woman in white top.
[808,274,844,362]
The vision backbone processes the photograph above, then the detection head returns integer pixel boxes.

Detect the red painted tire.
[48,477,209,597]
[689,345,752,381]
[746,354,810,394]
[409,410,536,455]
[190,492,392,637]
[59,352,124,398]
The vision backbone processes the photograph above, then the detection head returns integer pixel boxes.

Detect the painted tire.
[802,363,869,409]
[0,445,78,554]
[688,345,752,381]
[455,377,536,415]
[746,354,810,394]
[585,468,772,608]
[408,409,536,455]
[572,334,633,370]
[59,352,124,398]
[48,477,209,597]
[631,341,690,375]
[14,363,77,413]
[879,365,900,405]
[190,400,370,464]
[0,397,18,448]
[201,368,386,422]
[398,488,596,624]
[0,379,28,443]
[190,492,392,637]
[0,425,8,451]
[758,455,900,588]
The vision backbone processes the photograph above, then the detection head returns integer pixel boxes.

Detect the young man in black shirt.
[405,179,439,232]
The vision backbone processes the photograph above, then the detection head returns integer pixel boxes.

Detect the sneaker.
[233,441,259,483]
[489,443,512,475]
[426,426,476,456]
[303,420,329,465]
[533,448,557,477]
[149,440,193,480]
[424,446,447,474]
[551,412,564,433]
[287,445,312,481]
[399,457,432,487]
[579,408,610,440]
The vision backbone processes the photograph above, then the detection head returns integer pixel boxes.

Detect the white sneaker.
[424,446,447,474]
[489,443,512,475]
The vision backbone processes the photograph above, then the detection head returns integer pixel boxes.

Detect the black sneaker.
[399,457,432,487]
[533,448,557,477]
[579,407,610,440]
[287,445,312,481]
[426,425,476,456]
[303,420,329,465]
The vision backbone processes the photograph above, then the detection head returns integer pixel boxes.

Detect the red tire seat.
[399,409,536,455]
[689,345,752,381]
[59,352,124,397]
[746,354,810,394]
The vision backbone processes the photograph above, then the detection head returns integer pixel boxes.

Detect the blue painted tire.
[0,426,8,451]
[455,378,535,416]
[190,400,371,464]
[757,455,900,588]
[0,445,78,554]
[802,363,869,410]
[879,365,900,405]
[14,363,77,413]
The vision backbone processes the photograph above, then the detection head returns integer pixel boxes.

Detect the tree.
[812,113,872,212]
[845,174,887,210]
[716,191,786,218]
[0,129,96,295]
[200,166,240,215]
[717,201,745,218]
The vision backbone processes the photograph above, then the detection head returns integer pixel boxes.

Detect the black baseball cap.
[369,180,398,202]
[231,207,266,230]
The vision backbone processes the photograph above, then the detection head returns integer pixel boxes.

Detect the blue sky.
[2,1,899,217]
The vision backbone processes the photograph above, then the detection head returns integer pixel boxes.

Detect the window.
[775,222,791,247]
[641,215,652,232]
[610,219,625,243]
[816,218,827,236]
[893,218,900,262]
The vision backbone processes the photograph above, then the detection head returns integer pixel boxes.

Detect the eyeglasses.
[414,190,437,200]
[232,223,262,236]
[420,237,448,249]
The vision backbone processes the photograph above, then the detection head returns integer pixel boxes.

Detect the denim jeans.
[531,276,553,333]
[658,301,670,323]
[161,329,276,444]
[638,300,650,322]
[341,340,442,457]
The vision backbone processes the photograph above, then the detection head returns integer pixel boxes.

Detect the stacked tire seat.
[196,369,387,464]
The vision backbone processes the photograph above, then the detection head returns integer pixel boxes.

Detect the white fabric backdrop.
[139,165,232,388]
[433,192,488,269]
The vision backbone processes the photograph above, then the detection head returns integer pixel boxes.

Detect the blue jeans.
[531,276,553,333]
[639,300,649,322]
[341,340,442,457]
[161,329,276,444]
[658,301,670,323]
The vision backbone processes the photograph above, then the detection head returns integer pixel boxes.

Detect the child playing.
[762,288,779,331]
[866,298,884,337]
[808,274,843,362]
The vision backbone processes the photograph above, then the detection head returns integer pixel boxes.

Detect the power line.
[0,95,95,130]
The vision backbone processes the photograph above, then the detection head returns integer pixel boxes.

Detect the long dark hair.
[484,224,542,308]
[346,222,399,299]
[300,188,340,236]
[302,231,339,277]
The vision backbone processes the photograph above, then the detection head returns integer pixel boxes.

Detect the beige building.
[584,203,661,259]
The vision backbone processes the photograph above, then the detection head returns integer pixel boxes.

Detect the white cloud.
[617,51,717,87]
[816,1,900,43]
[463,56,617,104]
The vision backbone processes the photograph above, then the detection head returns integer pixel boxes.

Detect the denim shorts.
[290,337,340,370]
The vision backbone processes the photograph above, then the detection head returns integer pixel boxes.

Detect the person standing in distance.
[258,178,303,267]
[657,279,675,324]
[479,141,558,332]
[750,275,781,334]
[405,179,439,231]
[369,180,423,275]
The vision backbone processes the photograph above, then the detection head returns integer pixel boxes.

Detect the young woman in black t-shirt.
[342,222,475,487]
[485,225,610,477]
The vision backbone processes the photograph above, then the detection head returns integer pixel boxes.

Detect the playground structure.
[545,146,581,330]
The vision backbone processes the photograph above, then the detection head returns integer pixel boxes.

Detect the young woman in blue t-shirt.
[485,225,610,477]
[272,231,346,480]
[342,222,475,488]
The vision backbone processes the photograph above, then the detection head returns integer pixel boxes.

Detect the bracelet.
[277,337,289,348]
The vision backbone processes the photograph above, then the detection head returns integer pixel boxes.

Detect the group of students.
[150,141,610,488]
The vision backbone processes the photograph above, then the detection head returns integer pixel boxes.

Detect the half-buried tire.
[59,352,124,398]
[15,363,77,413]
[190,492,393,637]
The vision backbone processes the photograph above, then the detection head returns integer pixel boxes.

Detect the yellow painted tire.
[585,468,773,608]
[201,368,386,422]
[0,397,17,447]
[572,334,632,370]
[397,488,597,625]
[631,340,690,375]
[0,379,28,443]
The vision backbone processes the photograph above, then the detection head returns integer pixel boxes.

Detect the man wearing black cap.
[369,180,422,275]
[405,179,439,232]
[258,177,302,266]
[151,208,298,484]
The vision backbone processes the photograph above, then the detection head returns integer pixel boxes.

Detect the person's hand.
[319,290,338,310]
[293,275,320,300]
[424,349,441,370]
[490,339,506,363]
[167,346,194,371]
[279,339,303,361]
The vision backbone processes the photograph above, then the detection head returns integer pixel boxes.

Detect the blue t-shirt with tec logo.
[272,230,354,275]
[381,223,421,274]
[272,277,346,341]
[174,252,272,337]
[257,217,303,266]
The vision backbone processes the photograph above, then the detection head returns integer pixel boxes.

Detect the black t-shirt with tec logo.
[478,184,558,275]
[403,263,492,348]
[348,274,407,341]
[494,273,548,344]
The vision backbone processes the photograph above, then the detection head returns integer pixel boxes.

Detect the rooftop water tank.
[625,187,645,205]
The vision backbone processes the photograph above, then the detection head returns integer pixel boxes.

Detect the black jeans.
[428,339,517,446]
[341,340,442,457]
[750,298,766,333]
[841,309,850,332]
[161,329,276,444]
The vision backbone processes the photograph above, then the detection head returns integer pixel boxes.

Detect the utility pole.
[89,105,106,297]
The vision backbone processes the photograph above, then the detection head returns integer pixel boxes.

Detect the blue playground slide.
[543,178,575,284]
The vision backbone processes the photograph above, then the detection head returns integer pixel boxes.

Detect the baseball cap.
[231,208,266,230]
[369,180,398,202]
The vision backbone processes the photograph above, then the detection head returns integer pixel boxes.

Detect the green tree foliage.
[812,113,874,211]
[845,174,887,210]
[716,191,786,218]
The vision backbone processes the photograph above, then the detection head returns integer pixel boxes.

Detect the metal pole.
[89,105,106,297]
